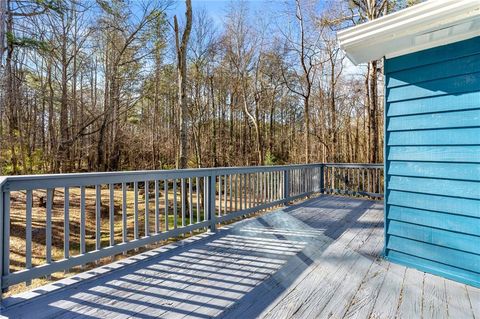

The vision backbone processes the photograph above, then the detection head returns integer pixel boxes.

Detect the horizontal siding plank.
[387,176,480,200]
[386,250,480,288]
[387,53,480,88]
[388,162,480,181]
[388,190,480,218]
[387,109,480,131]
[386,36,480,73]
[387,236,480,273]
[387,220,480,255]
[387,72,480,102]
[388,146,480,163]
[388,128,480,146]
[388,205,480,236]
[387,92,480,117]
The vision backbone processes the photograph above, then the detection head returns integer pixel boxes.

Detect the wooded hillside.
[0,0,411,174]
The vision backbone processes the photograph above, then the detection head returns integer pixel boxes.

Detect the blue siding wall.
[384,36,480,288]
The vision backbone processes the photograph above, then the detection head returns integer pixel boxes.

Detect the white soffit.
[337,0,480,65]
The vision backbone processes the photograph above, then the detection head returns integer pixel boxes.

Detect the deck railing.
[324,163,384,199]
[0,163,383,297]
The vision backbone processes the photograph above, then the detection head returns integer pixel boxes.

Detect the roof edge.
[338,0,480,65]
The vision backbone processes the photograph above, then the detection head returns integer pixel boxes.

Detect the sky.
[167,0,366,75]
[170,0,283,27]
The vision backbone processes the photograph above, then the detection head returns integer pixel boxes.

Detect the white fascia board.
[338,0,480,65]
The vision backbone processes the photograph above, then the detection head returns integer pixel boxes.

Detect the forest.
[0,0,416,175]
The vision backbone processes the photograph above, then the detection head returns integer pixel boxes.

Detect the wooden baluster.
[64,187,70,259]
[122,183,127,242]
[80,186,86,253]
[173,179,178,229]
[203,177,208,221]
[2,191,10,291]
[234,174,238,211]
[224,175,227,215]
[165,180,169,231]
[109,184,115,246]
[155,180,160,233]
[219,175,222,216]
[45,189,52,265]
[181,178,185,227]
[145,181,149,236]
[196,177,200,223]
[189,178,193,225]
[25,190,32,285]
[133,182,139,240]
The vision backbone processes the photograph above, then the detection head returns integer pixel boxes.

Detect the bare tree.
[350,0,388,163]
[174,0,192,169]
[223,1,263,165]
[188,8,217,167]
[0,0,6,67]
[0,0,388,175]
[281,0,323,164]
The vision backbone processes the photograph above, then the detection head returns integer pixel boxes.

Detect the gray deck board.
[343,260,389,319]
[396,267,424,318]
[1,195,476,319]
[467,285,480,318]
[422,273,448,319]
[445,278,474,318]
[369,261,406,319]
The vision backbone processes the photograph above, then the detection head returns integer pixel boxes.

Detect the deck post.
[0,186,3,301]
[283,169,290,204]
[1,188,9,295]
[320,164,325,194]
[208,174,217,232]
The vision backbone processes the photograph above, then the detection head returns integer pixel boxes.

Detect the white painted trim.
[338,0,480,65]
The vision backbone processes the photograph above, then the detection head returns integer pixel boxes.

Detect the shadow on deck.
[1,195,478,319]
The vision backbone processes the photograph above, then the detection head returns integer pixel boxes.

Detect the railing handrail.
[0,163,323,191]
[323,163,383,168]
[0,163,384,191]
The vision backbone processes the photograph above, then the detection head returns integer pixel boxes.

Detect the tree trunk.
[174,0,192,169]
[329,60,337,163]
[58,32,69,172]
[5,0,19,174]
[304,95,310,163]
[369,60,379,163]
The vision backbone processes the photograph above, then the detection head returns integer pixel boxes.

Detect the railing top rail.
[0,163,322,191]
[323,163,383,168]
[0,163,384,192]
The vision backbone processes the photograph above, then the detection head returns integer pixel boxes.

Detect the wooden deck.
[1,195,478,319]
